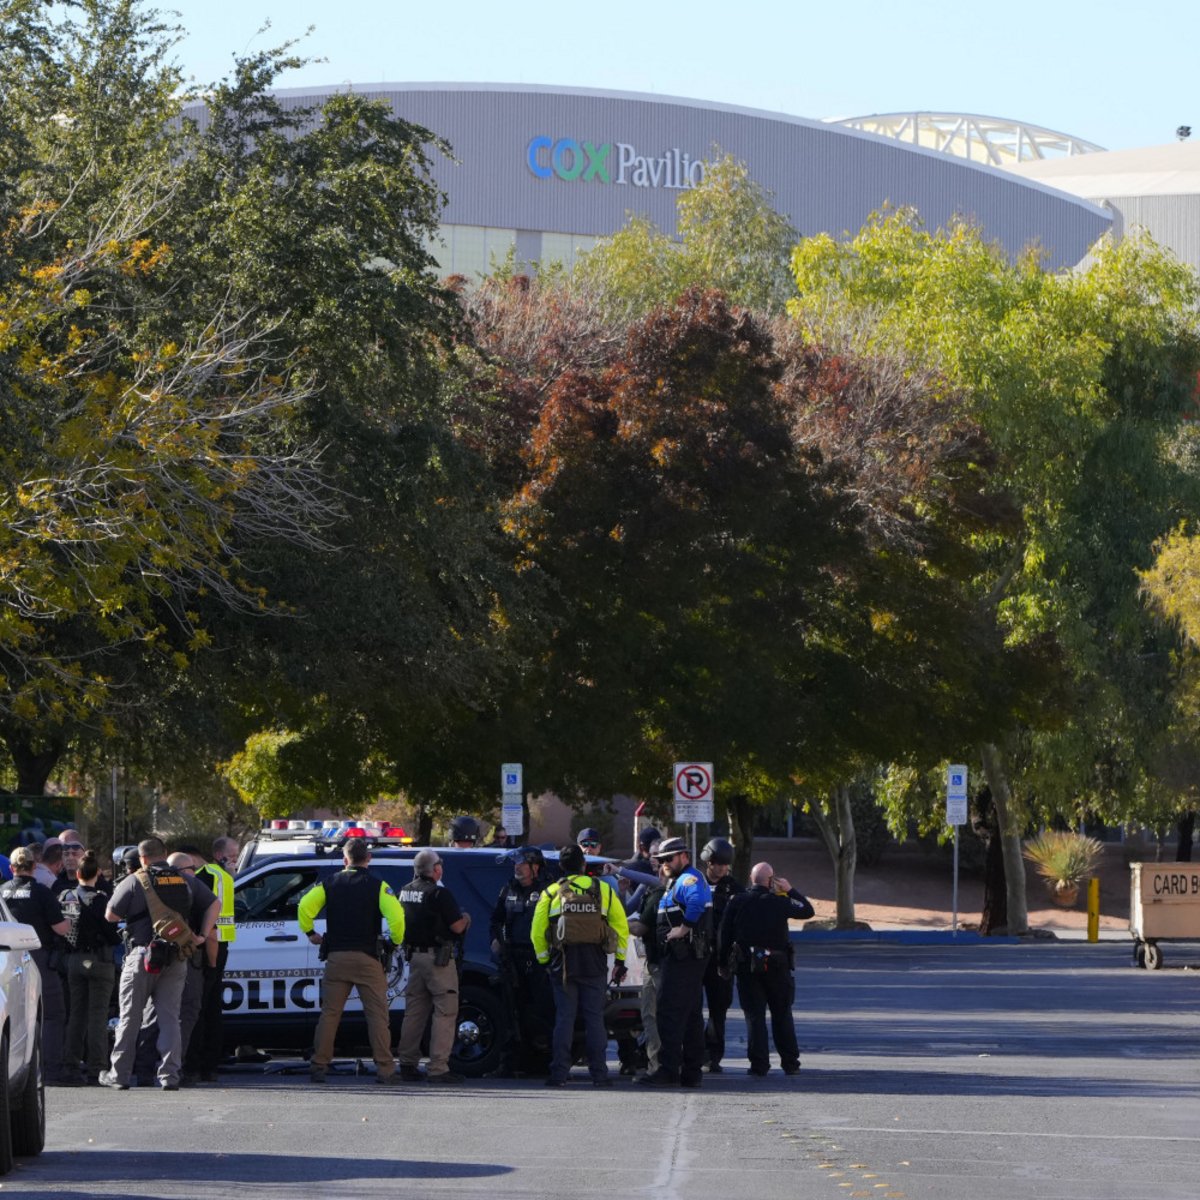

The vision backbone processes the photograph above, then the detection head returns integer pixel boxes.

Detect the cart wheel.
[1133,942,1146,968]
[1144,942,1163,970]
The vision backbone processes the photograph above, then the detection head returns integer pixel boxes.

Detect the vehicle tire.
[1144,942,1163,970]
[0,1032,14,1177]
[1132,942,1146,968]
[10,1022,44,1158]
[451,981,503,1078]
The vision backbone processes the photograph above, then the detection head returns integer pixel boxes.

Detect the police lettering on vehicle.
[222,976,320,1012]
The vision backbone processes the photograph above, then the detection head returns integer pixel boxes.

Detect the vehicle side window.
[234,869,321,922]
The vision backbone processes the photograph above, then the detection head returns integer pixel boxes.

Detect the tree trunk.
[415,805,433,846]
[726,793,755,884]
[809,784,857,929]
[972,787,1008,936]
[979,741,1028,935]
[1176,812,1195,862]
[3,731,65,797]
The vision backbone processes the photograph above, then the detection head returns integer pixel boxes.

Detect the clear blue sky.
[160,0,1192,151]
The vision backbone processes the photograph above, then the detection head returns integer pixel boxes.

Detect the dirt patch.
[752,837,1137,933]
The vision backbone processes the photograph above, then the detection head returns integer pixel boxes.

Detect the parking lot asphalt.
[13,940,1200,1200]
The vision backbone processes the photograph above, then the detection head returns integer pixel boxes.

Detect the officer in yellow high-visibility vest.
[184,837,239,1083]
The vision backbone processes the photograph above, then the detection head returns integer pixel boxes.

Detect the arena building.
[246,84,1113,279]
[1006,140,1200,275]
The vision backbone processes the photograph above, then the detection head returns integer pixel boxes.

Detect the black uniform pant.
[185,941,229,1075]
[703,956,734,1066]
[736,960,799,1074]
[656,953,708,1081]
[500,950,553,1072]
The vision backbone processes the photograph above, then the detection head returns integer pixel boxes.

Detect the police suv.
[224,821,644,1076]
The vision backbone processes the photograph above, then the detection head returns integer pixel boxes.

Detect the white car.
[0,896,45,1174]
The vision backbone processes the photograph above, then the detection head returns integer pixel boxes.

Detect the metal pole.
[952,826,960,936]
[690,821,697,861]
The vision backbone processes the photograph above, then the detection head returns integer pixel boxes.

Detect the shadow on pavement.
[15,1151,514,1188]
[797,1065,1200,1099]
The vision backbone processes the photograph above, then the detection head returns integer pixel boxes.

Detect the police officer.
[1,846,72,1084]
[699,837,744,1073]
[185,836,239,1082]
[637,836,712,1089]
[623,825,661,874]
[299,837,405,1084]
[489,846,553,1076]
[448,816,480,848]
[101,837,218,1091]
[719,861,814,1077]
[531,844,629,1088]
[396,849,471,1083]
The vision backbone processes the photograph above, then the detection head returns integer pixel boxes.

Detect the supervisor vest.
[322,868,384,955]
[197,862,236,943]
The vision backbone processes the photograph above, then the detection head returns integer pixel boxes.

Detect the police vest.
[197,862,236,943]
[502,882,542,947]
[322,869,384,955]
[397,876,446,946]
[657,871,714,957]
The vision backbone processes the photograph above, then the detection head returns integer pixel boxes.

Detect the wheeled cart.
[1129,861,1200,969]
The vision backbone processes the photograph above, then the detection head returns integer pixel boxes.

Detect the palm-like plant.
[1022,830,1104,895]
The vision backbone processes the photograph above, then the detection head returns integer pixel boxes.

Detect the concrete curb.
[792,928,1018,945]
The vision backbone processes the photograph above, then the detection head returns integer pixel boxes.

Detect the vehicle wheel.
[1144,942,1163,970]
[451,981,503,1078]
[0,1032,14,1177]
[1133,942,1146,968]
[11,1023,44,1158]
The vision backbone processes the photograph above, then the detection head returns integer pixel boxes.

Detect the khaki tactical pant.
[311,950,395,1076]
[397,951,459,1075]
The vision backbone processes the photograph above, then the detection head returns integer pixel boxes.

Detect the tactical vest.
[397,875,446,946]
[322,869,383,955]
[657,870,714,959]
[141,864,192,920]
[502,881,542,947]
[58,886,109,953]
[549,876,610,949]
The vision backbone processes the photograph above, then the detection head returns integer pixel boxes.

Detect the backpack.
[551,877,611,949]
[136,869,202,959]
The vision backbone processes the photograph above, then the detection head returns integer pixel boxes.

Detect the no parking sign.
[673,762,714,823]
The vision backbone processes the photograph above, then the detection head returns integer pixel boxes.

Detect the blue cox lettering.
[528,137,703,188]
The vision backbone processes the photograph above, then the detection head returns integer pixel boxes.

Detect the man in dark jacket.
[719,861,814,1078]
[699,837,744,1074]
[489,846,553,1076]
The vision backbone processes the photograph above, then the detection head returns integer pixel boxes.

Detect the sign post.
[946,764,968,935]
[501,762,524,837]
[673,762,714,859]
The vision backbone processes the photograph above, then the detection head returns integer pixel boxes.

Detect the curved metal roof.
[831,112,1105,166]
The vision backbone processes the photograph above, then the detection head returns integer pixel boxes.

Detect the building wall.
[257,84,1111,273]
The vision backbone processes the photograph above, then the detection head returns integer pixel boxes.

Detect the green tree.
[573,155,798,316]
[792,212,1200,931]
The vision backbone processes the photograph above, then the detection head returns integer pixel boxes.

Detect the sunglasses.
[62,843,84,852]
[580,840,600,848]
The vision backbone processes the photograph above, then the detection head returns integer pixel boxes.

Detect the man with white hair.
[718,861,813,1078]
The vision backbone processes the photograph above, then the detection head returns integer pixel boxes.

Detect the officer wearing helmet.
[699,837,744,1073]
[638,836,712,1089]
[488,846,553,1076]
[624,826,661,874]
[448,816,480,848]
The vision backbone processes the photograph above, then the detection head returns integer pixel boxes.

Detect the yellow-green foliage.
[1022,829,1103,885]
